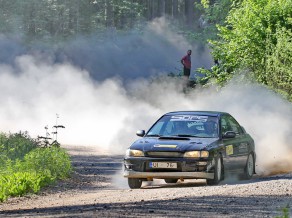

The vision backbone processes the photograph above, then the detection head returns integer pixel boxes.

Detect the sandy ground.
[0,145,291,217]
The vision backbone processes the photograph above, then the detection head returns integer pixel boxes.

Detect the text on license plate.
[149,162,177,169]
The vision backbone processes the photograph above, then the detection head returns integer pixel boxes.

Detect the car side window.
[221,115,244,135]
[225,115,243,135]
[221,116,232,133]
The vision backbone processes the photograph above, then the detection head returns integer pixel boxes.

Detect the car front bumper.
[124,170,214,179]
[124,156,216,180]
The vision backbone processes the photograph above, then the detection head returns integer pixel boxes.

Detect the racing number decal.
[226,145,234,155]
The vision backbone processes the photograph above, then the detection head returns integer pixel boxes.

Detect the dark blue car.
[124,111,256,189]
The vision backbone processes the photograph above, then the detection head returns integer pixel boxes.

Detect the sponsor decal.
[239,143,248,152]
[226,145,234,155]
[170,115,208,122]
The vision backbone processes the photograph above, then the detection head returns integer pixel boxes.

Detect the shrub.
[0,132,72,202]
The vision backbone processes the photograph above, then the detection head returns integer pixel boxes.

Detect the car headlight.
[184,151,209,158]
[126,149,144,157]
[200,151,209,158]
[184,151,200,158]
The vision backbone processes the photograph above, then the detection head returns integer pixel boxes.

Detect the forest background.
[0,0,291,101]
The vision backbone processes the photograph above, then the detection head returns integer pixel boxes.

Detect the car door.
[221,115,249,172]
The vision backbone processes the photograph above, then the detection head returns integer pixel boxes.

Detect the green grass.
[0,132,72,202]
[275,205,290,218]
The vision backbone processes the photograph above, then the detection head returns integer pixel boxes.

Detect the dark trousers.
[183,67,190,77]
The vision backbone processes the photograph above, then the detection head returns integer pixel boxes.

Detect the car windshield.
[146,114,219,138]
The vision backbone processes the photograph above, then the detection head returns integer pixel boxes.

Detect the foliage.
[0,132,37,162]
[265,27,292,101]
[0,0,199,43]
[24,147,72,179]
[0,0,143,42]
[208,0,292,100]
[197,65,234,87]
[192,0,233,42]
[200,0,233,26]
[275,204,290,218]
[0,132,71,202]
[0,171,53,202]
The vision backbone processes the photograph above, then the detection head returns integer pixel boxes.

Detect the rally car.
[124,111,256,189]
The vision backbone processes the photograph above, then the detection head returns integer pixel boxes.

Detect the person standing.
[181,49,192,79]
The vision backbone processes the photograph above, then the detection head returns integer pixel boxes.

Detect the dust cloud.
[0,18,291,176]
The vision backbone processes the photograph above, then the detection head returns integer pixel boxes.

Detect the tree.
[185,0,195,26]
[209,0,292,99]
[0,0,205,43]
[266,27,292,101]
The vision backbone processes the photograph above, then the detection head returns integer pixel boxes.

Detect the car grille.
[146,151,183,158]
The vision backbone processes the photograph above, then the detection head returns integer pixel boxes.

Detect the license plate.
[149,162,177,169]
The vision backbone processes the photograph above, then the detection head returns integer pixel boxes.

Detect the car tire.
[242,153,254,180]
[164,179,178,184]
[128,178,142,189]
[206,155,223,185]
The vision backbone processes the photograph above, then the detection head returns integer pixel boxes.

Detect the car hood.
[130,136,219,152]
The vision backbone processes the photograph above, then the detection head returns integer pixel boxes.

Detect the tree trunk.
[158,0,165,17]
[185,0,195,27]
[146,0,153,20]
[172,0,178,18]
[151,0,158,18]
[193,0,202,30]
[105,0,113,27]
[165,0,172,16]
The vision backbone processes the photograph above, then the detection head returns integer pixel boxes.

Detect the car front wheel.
[128,178,142,189]
[242,153,254,180]
[206,155,223,185]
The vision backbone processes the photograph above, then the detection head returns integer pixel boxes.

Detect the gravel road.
[0,145,291,218]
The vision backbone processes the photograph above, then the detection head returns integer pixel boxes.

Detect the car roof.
[164,111,229,117]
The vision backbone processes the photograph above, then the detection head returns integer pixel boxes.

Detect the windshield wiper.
[146,134,161,137]
[172,134,199,137]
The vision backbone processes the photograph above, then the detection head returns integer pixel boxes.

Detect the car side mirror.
[136,130,145,137]
[223,131,236,138]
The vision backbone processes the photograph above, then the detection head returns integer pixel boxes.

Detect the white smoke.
[0,18,291,176]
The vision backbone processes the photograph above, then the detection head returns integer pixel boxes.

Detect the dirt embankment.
[0,145,291,217]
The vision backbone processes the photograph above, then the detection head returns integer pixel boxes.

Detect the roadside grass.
[0,132,72,202]
[275,204,290,218]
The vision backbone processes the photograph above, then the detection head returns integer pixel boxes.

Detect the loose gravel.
[0,145,291,217]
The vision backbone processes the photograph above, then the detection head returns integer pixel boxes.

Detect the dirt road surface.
[0,145,291,217]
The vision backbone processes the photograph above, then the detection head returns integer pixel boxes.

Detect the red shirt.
[181,54,191,69]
